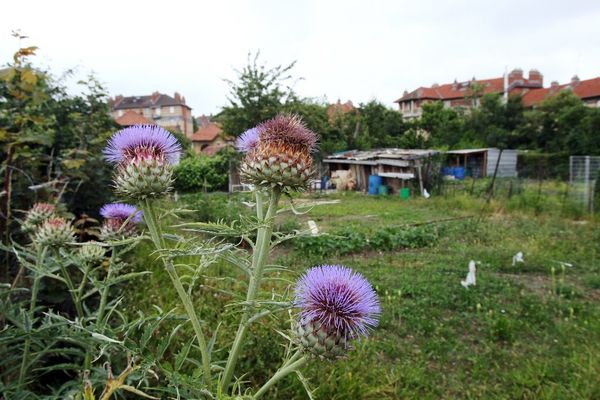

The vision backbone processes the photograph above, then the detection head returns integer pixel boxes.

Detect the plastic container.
[400,188,410,199]
[368,175,382,195]
[441,167,453,176]
[453,167,465,180]
[378,185,389,195]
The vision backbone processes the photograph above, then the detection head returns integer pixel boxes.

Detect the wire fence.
[437,153,600,217]
[569,156,600,214]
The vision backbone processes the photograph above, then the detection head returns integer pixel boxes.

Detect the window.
[169,106,175,113]
[155,108,161,117]
[118,110,123,117]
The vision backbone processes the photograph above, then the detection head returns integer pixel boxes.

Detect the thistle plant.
[22,202,57,233]
[104,124,181,200]
[102,115,380,398]
[99,202,143,240]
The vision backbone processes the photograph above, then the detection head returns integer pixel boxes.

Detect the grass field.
[125,190,600,399]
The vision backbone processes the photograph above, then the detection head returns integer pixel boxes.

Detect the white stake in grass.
[512,251,524,266]
[461,260,477,289]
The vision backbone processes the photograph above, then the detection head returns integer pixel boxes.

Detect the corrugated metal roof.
[446,148,494,155]
[324,148,439,163]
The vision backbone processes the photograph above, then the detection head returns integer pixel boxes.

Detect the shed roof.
[324,148,439,163]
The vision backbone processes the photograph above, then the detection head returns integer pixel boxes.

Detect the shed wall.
[486,149,518,177]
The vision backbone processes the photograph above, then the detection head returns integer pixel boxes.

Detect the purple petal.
[294,265,380,338]
[100,203,143,224]
[104,124,182,165]
[236,127,261,153]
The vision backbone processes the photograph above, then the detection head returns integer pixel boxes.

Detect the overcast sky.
[2,0,600,116]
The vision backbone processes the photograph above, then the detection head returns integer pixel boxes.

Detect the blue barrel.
[368,175,382,195]
[441,167,452,176]
[453,167,465,180]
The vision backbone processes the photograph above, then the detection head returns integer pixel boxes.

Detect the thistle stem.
[58,252,84,320]
[142,199,212,391]
[96,247,116,330]
[18,246,47,386]
[220,188,281,392]
[253,354,308,399]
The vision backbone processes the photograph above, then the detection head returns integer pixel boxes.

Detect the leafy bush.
[173,154,229,192]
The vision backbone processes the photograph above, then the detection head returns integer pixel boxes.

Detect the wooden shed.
[323,149,440,194]
[445,148,518,178]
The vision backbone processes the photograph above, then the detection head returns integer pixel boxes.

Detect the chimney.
[403,90,408,96]
[432,83,439,88]
[181,96,186,104]
[508,68,524,85]
[174,92,181,102]
[550,81,560,89]
[571,75,580,86]
[528,69,543,86]
[452,79,458,90]
[151,91,160,102]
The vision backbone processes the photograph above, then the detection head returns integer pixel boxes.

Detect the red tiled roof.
[191,122,222,142]
[521,77,600,107]
[115,110,153,126]
[395,74,541,103]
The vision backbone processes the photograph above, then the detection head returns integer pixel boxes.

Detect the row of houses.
[395,69,600,119]
[108,69,600,156]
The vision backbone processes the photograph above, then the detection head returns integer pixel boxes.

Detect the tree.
[419,101,465,148]
[1,40,119,245]
[357,101,408,149]
[217,52,298,136]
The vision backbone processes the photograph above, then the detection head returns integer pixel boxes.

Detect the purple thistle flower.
[236,127,261,153]
[295,265,380,338]
[258,114,318,153]
[104,124,182,165]
[100,203,143,224]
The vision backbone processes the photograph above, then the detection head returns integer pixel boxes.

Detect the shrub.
[173,154,229,192]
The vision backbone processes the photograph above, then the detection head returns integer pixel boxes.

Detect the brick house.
[109,91,194,137]
[394,69,544,119]
[521,76,600,107]
[395,69,600,119]
[191,122,233,155]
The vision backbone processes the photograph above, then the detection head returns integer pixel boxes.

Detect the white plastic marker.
[307,220,319,236]
[461,260,477,289]
[556,261,573,268]
[512,251,524,266]
[423,188,431,199]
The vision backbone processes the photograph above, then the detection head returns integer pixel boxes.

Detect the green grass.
[123,189,600,399]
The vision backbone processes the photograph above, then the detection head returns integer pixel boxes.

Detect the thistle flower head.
[22,202,58,233]
[295,265,380,339]
[34,217,74,248]
[100,203,143,224]
[258,114,318,153]
[78,241,106,264]
[236,127,261,153]
[30,202,56,215]
[104,125,182,165]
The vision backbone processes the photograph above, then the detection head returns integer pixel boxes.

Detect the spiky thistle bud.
[104,125,181,200]
[99,203,143,241]
[22,202,57,233]
[78,241,106,264]
[239,114,318,191]
[34,217,74,248]
[294,265,380,359]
